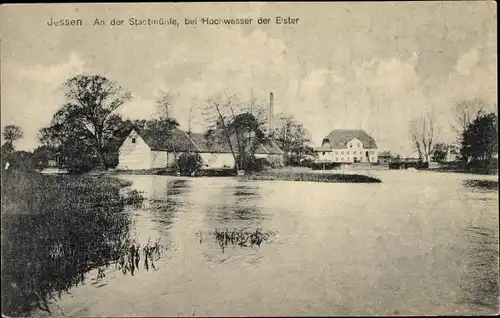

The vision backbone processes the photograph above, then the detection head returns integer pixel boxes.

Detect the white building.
[116,127,284,170]
[313,129,378,163]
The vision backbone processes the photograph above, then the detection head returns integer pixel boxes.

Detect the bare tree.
[153,89,181,169]
[154,89,176,119]
[409,112,438,162]
[203,92,268,171]
[451,98,486,136]
[203,93,240,169]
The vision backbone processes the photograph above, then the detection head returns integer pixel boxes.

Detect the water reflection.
[0,174,169,317]
[148,179,192,231]
[205,180,268,226]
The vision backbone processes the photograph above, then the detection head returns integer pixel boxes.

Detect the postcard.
[1,2,498,317]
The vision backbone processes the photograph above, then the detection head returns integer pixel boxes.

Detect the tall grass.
[201,228,277,253]
[0,171,166,317]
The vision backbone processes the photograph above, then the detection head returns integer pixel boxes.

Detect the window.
[322,152,325,156]
[347,151,350,155]
[335,157,338,161]
[340,151,344,155]
[353,151,356,155]
[358,143,361,148]
[131,137,136,144]
[341,157,344,161]
[350,144,353,148]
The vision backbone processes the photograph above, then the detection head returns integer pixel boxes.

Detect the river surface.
[42,170,498,316]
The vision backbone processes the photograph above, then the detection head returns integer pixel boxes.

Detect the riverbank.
[244,170,382,183]
[0,171,150,317]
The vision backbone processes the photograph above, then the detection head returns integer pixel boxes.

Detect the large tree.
[42,75,132,170]
[409,112,438,162]
[451,98,486,135]
[2,125,23,152]
[273,113,314,166]
[203,93,268,171]
[451,98,489,166]
[461,112,498,165]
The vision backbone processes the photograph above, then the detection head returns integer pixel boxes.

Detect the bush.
[467,159,498,174]
[176,153,203,175]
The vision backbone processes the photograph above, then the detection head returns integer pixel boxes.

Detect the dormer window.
[131,137,136,144]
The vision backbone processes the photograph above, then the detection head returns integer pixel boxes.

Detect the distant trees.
[2,125,23,153]
[409,112,438,162]
[38,75,132,172]
[273,113,315,166]
[460,112,498,171]
[430,142,449,164]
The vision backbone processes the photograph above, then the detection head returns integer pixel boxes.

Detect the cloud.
[1,53,87,150]
[456,48,479,75]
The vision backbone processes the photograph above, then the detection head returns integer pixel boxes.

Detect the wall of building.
[199,152,235,169]
[116,130,152,170]
[150,151,168,169]
[315,138,378,163]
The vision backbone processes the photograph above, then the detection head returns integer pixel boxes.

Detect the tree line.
[1,74,315,174]
[408,98,498,173]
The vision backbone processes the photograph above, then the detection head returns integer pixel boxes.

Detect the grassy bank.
[0,171,163,317]
[244,170,381,183]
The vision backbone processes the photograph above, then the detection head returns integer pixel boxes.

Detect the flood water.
[42,170,498,316]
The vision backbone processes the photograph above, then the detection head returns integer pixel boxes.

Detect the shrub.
[176,153,203,175]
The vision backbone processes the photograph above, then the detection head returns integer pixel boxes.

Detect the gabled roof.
[133,127,197,152]
[322,129,378,149]
[130,128,284,155]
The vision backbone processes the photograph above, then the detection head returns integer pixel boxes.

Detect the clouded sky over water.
[1,2,497,155]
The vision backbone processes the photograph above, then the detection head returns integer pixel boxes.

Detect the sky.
[1,2,497,156]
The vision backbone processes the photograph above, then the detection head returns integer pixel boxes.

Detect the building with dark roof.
[116,127,284,170]
[313,129,378,164]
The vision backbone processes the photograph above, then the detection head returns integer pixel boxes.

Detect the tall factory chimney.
[269,92,275,134]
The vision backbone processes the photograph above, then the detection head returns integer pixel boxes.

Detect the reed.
[205,228,277,253]
[0,171,166,317]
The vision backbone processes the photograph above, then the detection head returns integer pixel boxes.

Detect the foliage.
[176,152,203,175]
[2,125,23,150]
[1,150,36,172]
[272,113,313,166]
[431,142,449,163]
[38,74,132,172]
[460,112,498,168]
[0,172,170,317]
[203,93,268,171]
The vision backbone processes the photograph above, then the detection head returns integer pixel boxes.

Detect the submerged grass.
[200,228,277,253]
[245,170,381,183]
[463,179,498,191]
[0,170,165,317]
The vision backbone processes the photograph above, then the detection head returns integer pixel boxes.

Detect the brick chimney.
[269,92,275,134]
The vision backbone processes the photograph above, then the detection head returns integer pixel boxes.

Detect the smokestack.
[269,92,275,134]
